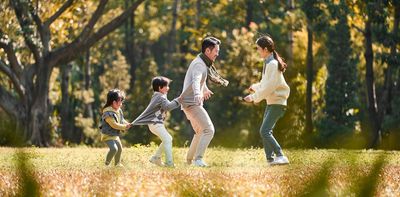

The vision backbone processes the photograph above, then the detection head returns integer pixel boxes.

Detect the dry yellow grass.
[0,146,400,196]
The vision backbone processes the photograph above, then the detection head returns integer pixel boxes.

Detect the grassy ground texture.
[0,146,399,196]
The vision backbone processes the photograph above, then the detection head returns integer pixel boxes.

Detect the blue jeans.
[259,105,286,162]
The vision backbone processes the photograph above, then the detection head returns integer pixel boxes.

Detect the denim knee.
[259,129,273,138]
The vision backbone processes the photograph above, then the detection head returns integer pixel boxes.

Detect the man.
[181,37,229,167]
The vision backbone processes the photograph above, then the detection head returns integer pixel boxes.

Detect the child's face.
[159,85,170,95]
[112,99,123,110]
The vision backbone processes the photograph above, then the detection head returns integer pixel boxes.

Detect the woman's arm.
[251,62,279,103]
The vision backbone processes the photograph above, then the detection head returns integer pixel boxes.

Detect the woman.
[243,35,290,165]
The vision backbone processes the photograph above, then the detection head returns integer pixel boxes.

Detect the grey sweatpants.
[105,137,122,165]
[183,105,215,161]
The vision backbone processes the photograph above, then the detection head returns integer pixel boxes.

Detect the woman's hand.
[249,84,256,92]
[243,95,253,103]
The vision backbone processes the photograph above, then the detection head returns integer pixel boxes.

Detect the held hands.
[125,123,132,129]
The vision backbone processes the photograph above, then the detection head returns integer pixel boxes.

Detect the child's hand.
[126,123,132,129]
[178,96,183,103]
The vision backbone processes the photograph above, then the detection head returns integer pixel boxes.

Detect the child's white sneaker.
[269,156,289,166]
[194,159,208,167]
[149,156,164,166]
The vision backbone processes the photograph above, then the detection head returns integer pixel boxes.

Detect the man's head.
[201,37,221,62]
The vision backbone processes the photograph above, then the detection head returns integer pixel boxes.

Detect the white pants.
[183,105,215,161]
[148,124,173,163]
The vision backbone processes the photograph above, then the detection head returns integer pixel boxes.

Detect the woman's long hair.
[102,89,125,110]
[256,35,287,72]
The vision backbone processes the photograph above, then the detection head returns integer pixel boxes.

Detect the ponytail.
[272,50,287,72]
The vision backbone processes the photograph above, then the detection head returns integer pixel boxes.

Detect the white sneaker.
[149,156,164,166]
[269,156,289,166]
[115,163,124,167]
[194,159,208,167]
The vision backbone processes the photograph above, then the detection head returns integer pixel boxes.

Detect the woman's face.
[256,45,269,58]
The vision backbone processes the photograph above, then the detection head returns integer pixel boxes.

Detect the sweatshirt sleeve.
[192,63,206,96]
[160,96,180,111]
[105,117,127,130]
[251,61,280,103]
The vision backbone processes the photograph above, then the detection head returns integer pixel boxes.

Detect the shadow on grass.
[1,118,40,197]
[295,152,387,196]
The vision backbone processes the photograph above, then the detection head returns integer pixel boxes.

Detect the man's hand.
[194,95,204,105]
[243,95,253,103]
[203,89,214,100]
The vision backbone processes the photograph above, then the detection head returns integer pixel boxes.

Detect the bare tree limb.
[352,24,364,34]
[0,40,23,76]
[9,0,41,63]
[77,0,108,41]
[50,0,144,67]
[44,0,74,26]
[0,83,21,119]
[0,60,25,99]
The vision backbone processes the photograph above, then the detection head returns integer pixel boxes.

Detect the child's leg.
[148,124,173,164]
[105,140,118,165]
[114,138,123,165]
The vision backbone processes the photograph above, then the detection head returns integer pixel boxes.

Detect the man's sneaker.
[115,163,124,167]
[194,159,208,167]
[149,156,164,166]
[269,156,289,166]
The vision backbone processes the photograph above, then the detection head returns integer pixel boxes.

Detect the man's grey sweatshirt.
[132,92,180,125]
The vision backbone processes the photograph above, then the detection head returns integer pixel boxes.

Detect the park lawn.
[0,146,399,196]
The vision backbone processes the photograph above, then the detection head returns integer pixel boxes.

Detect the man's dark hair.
[201,37,221,53]
[152,76,171,92]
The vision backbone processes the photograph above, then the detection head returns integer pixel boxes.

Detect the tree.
[0,0,144,146]
[319,0,359,147]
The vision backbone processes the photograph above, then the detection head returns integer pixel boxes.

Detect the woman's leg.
[105,140,118,165]
[259,105,286,161]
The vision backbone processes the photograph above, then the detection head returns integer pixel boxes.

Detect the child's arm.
[105,117,130,130]
[160,96,180,111]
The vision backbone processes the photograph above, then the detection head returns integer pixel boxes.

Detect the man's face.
[205,45,220,62]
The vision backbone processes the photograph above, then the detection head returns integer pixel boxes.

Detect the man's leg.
[190,106,215,160]
[184,106,202,163]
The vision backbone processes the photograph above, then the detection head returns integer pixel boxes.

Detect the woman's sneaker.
[149,156,164,166]
[269,156,289,166]
[194,159,208,167]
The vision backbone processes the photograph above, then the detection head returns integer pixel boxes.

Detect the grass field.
[0,146,399,196]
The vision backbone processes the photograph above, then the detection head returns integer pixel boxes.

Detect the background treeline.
[0,0,399,149]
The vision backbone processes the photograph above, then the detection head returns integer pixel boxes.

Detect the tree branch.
[351,24,364,34]
[0,36,23,75]
[9,0,41,63]
[85,0,145,48]
[49,0,144,67]
[77,0,108,41]
[0,60,25,99]
[0,83,21,119]
[44,0,74,26]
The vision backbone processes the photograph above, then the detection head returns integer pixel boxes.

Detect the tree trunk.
[286,0,294,68]
[124,0,138,91]
[60,64,73,142]
[29,64,53,146]
[166,0,179,68]
[364,19,381,148]
[306,24,313,134]
[84,50,93,119]
[245,0,255,27]
[195,0,201,29]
